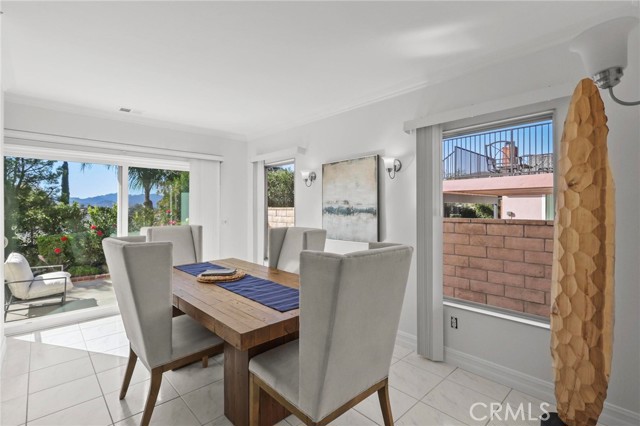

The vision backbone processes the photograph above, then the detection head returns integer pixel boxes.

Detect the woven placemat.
[196,270,246,284]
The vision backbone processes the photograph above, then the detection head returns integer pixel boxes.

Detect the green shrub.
[266,168,294,207]
[87,205,117,237]
[444,203,494,219]
[69,231,107,269]
[129,205,156,233]
[36,234,74,269]
[68,265,102,277]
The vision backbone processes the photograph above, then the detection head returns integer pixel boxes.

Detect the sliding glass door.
[4,156,189,325]
[4,158,118,322]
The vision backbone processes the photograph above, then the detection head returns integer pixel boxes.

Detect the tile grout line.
[23,324,118,424]
[85,334,118,426]
[446,371,512,403]
[418,367,512,426]
[384,384,424,425]
[404,366,459,424]
[352,354,460,426]
[177,375,225,425]
[404,354,517,407]
[356,362,453,426]
[24,341,32,426]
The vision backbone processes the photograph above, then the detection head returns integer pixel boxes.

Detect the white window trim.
[249,146,305,163]
[416,125,445,361]
[4,129,223,164]
[117,166,129,237]
[4,137,190,171]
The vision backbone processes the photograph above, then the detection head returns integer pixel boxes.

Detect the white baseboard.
[445,347,554,401]
[395,330,417,351]
[444,347,640,426]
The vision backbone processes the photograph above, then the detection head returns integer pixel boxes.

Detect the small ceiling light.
[571,16,640,106]
[119,107,132,113]
[300,170,316,187]
[382,157,402,179]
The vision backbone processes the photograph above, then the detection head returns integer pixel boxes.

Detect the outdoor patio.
[5,278,116,323]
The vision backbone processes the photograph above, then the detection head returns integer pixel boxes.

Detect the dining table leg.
[223,336,296,426]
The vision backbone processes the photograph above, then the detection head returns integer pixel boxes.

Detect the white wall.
[0,4,6,365]
[3,101,249,261]
[250,92,420,337]
[248,30,640,423]
[601,24,640,416]
[501,195,545,220]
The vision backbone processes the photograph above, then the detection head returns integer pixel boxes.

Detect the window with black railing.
[441,115,556,319]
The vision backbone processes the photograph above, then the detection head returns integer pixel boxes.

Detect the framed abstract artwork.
[322,155,378,242]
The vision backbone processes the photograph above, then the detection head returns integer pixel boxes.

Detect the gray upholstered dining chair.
[141,225,203,266]
[102,237,223,426]
[268,227,327,273]
[249,243,413,426]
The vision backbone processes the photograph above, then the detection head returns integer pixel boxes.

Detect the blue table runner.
[174,262,299,313]
[174,262,221,276]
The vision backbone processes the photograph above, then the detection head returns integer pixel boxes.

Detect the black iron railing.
[443,121,553,180]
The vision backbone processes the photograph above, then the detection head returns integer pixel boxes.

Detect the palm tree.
[80,164,179,208]
[128,168,176,209]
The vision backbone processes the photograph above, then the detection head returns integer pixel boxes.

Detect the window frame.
[441,109,560,323]
[414,96,571,359]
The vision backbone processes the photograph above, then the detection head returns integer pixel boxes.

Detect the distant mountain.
[70,193,162,208]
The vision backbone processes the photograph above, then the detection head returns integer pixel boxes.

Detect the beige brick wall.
[443,218,554,318]
[267,207,295,228]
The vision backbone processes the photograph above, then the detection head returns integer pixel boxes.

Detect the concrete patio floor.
[5,279,117,323]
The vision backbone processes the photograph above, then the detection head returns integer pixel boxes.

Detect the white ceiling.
[2,1,633,140]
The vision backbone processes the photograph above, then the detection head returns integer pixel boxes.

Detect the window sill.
[443,299,550,330]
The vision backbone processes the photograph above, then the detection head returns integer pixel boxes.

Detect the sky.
[58,161,118,199]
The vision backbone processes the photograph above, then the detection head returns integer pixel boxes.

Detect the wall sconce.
[300,170,316,187]
[571,16,639,106]
[382,157,402,179]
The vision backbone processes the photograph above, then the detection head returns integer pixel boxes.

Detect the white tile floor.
[1,315,570,426]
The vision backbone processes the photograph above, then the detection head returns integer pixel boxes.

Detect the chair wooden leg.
[378,382,393,426]
[249,373,260,426]
[202,356,208,368]
[140,368,163,426]
[120,347,138,400]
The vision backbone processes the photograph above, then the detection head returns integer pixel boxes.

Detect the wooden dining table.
[172,258,299,426]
